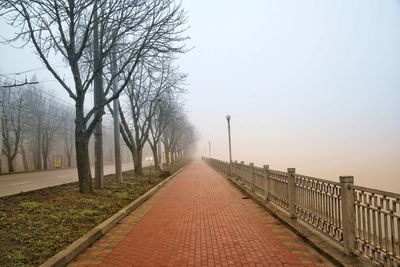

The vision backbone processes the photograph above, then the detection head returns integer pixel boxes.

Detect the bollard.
[263,165,269,200]
[287,168,297,219]
[340,176,356,256]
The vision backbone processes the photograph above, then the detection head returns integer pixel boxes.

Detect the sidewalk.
[69,161,332,267]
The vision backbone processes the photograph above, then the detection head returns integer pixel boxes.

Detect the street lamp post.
[226,115,232,176]
[226,114,232,163]
[208,141,211,159]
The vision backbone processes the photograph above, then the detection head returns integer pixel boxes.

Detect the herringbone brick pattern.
[69,161,332,267]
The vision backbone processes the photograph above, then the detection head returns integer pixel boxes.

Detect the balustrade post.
[340,176,356,256]
[240,161,244,184]
[263,165,269,200]
[287,168,297,219]
[225,161,228,175]
[249,163,255,192]
[231,162,234,177]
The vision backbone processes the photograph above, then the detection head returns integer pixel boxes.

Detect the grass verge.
[0,162,186,267]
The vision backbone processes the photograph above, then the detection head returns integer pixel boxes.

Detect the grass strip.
[0,162,185,267]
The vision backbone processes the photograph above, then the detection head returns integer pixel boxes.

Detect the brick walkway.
[69,161,332,267]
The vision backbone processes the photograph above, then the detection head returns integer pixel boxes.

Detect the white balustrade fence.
[203,157,400,266]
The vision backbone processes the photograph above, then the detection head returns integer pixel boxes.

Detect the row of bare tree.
[115,57,192,175]
[0,76,196,175]
[0,82,75,173]
[1,0,196,193]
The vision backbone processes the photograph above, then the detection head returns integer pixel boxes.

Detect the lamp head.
[226,115,231,120]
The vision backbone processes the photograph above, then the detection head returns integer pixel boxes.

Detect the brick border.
[40,163,189,267]
[208,167,371,267]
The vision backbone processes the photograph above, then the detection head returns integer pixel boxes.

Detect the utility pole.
[0,111,2,174]
[36,113,42,170]
[93,6,104,189]
[111,49,122,183]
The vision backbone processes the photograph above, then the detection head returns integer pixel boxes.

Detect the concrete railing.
[204,157,400,266]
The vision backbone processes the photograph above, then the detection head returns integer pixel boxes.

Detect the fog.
[178,0,400,192]
[1,0,399,192]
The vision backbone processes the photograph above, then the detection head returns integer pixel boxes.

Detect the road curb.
[40,163,189,267]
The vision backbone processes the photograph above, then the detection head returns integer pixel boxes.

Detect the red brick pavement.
[69,161,332,267]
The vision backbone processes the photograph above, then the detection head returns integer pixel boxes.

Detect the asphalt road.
[0,162,136,197]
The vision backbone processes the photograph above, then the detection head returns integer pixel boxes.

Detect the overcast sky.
[1,0,399,192]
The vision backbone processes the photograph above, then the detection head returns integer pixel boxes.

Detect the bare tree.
[62,111,75,168]
[148,101,170,170]
[40,97,65,169]
[1,0,188,192]
[19,137,29,171]
[175,119,198,160]
[21,85,46,171]
[160,104,198,164]
[118,62,161,175]
[148,95,179,169]
[161,109,182,165]
[0,87,25,172]
[19,85,40,171]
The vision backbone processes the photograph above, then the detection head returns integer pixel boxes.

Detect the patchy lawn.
[0,162,186,267]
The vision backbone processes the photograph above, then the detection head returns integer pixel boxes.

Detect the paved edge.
[39,163,190,267]
[207,166,371,267]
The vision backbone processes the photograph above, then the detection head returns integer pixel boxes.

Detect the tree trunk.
[67,153,71,168]
[7,157,14,173]
[66,138,73,168]
[157,141,162,164]
[164,143,170,165]
[66,152,72,167]
[43,155,48,169]
[21,142,29,171]
[42,145,48,170]
[75,105,92,193]
[166,151,170,165]
[150,144,160,171]
[170,149,175,163]
[133,148,143,176]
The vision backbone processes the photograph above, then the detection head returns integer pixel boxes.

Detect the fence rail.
[269,169,289,211]
[204,157,400,266]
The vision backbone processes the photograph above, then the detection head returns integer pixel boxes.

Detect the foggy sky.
[178,0,400,192]
[1,0,399,192]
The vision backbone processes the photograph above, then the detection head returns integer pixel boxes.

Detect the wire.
[0,62,67,76]
[39,77,74,84]
[0,75,75,108]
